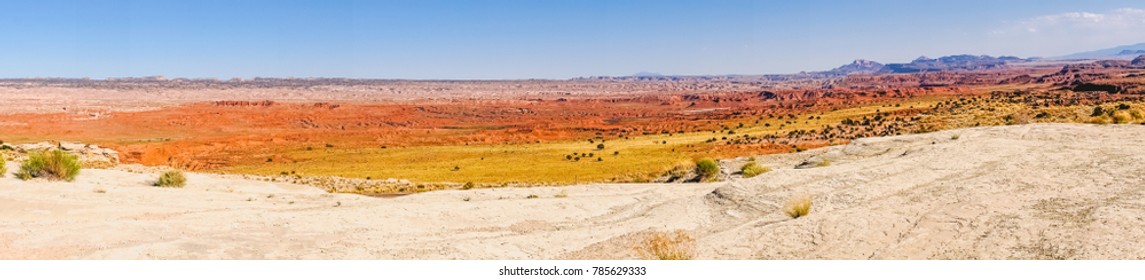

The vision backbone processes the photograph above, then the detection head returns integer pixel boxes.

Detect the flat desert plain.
[3,123,1143,259]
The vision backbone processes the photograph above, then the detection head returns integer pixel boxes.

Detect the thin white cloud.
[1014,8,1145,32]
[989,8,1145,56]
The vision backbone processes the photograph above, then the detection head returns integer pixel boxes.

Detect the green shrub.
[695,158,720,182]
[15,150,81,181]
[155,171,187,188]
[740,162,770,178]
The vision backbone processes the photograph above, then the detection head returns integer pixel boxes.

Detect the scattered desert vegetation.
[784,195,813,219]
[740,161,769,178]
[154,170,187,188]
[15,150,81,182]
[0,155,6,177]
[636,230,696,260]
[10,86,1145,195]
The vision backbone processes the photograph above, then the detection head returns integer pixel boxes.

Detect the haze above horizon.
[3,0,1144,79]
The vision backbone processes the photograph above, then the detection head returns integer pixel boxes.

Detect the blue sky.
[2,0,1144,79]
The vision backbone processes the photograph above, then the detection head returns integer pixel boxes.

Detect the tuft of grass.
[15,150,81,182]
[1112,111,1132,124]
[816,159,831,167]
[462,181,476,190]
[695,158,720,182]
[526,194,539,199]
[93,189,106,194]
[0,156,6,177]
[784,195,813,219]
[554,190,568,198]
[664,162,695,179]
[154,170,187,188]
[950,134,960,140]
[740,161,770,178]
[636,230,696,260]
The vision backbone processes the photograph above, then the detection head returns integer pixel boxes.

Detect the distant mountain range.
[632,71,664,78]
[599,42,1145,79]
[823,55,1029,75]
[822,42,1145,76]
[1053,42,1145,60]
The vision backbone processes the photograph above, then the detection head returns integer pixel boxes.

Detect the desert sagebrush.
[636,230,696,260]
[155,170,187,188]
[15,150,81,181]
[695,158,719,182]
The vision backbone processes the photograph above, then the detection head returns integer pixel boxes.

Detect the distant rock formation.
[823,59,887,75]
[1133,55,1145,67]
[998,75,1035,85]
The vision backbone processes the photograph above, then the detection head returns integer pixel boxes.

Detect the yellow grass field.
[222,94,1145,185]
[221,99,946,184]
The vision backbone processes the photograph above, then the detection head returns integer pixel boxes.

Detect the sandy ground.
[2,123,1145,259]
